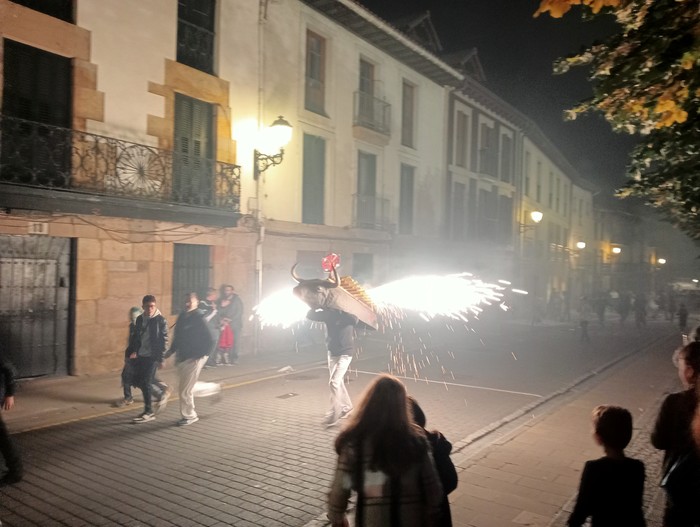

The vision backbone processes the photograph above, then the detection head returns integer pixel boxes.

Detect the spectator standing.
[567,405,645,527]
[409,396,457,527]
[327,374,443,527]
[163,292,214,426]
[216,284,243,365]
[0,355,22,486]
[126,295,169,423]
[306,307,358,428]
[200,287,220,368]
[652,341,700,527]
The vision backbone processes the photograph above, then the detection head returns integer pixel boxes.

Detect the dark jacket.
[567,456,646,527]
[426,430,457,527]
[219,294,243,330]
[651,388,700,526]
[306,308,358,356]
[165,309,214,363]
[126,313,168,362]
[652,389,697,471]
[0,358,17,403]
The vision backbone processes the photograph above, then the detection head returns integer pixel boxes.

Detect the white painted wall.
[77,0,175,143]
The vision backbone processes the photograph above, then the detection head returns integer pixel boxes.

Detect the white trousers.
[328,353,352,420]
[177,356,208,419]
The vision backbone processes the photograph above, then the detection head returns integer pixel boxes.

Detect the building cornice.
[299,0,463,86]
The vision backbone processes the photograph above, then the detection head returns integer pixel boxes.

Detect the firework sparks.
[367,273,505,323]
[251,288,309,328]
[253,272,521,329]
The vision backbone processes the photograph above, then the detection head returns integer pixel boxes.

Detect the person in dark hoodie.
[409,396,458,526]
[163,292,214,426]
[0,355,22,486]
[126,294,169,423]
[306,307,358,428]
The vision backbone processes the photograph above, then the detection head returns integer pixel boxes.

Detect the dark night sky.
[361,0,638,193]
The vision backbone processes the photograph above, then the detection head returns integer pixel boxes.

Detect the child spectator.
[409,396,458,527]
[568,405,646,527]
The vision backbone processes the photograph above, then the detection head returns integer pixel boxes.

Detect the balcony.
[0,115,241,216]
[353,91,391,136]
[353,193,390,230]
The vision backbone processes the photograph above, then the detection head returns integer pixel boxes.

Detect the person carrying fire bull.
[308,307,358,428]
[292,263,361,428]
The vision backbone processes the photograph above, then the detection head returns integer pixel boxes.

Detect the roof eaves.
[300,0,463,86]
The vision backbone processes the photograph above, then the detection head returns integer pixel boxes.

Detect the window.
[524,151,531,197]
[452,181,466,240]
[536,161,542,202]
[500,134,512,183]
[399,164,414,234]
[356,151,377,228]
[302,133,325,224]
[455,111,468,168]
[305,31,326,115]
[477,186,498,240]
[173,94,215,205]
[479,123,498,177]
[357,59,375,123]
[555,178,561,213]
[172,244,211,315]
[11,0,73,22]
[177,0,216,74]
[353,253,374,285]
[401,81,415,148]
[1,40,72,187]
[548,172,554,208]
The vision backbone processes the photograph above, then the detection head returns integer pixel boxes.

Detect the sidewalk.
[444,332,678,527]
[5,342,325,433]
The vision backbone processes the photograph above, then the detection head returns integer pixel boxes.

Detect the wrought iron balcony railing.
[0,114,241,211]
[353,193,390,230]
[353,91,391,135]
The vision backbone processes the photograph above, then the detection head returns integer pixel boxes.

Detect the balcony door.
[173,93,215,205]
[356,151,377,228]
[1,40,72,187]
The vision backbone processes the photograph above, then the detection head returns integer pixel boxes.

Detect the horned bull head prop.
[291,263,378,330]
[291,263,339,309]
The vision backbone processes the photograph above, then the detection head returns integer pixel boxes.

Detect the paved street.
[0,316,686,526]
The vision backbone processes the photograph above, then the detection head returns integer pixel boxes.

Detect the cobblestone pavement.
[0,321,684,526]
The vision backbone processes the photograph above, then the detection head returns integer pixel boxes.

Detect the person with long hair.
[651,341,700,526]
[327,375,443,527]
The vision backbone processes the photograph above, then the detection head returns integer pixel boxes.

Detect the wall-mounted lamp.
[253,116,293,181]
[657,258,667,265]
[612,246,622,255]
[519,210,543,233]
[576,241,587,250]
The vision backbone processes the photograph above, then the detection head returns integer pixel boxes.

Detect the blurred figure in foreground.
[652,342,700,527]
[327,374,443,526]
[0,354,22,486]
[409,396,457,526]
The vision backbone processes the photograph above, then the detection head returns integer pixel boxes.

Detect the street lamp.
[519,210,543,232]
[253,116,293,181]
[576,241,586,250]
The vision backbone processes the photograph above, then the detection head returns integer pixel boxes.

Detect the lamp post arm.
[253,148,285,180]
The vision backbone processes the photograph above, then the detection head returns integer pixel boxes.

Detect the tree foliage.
[535,0,700,238]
